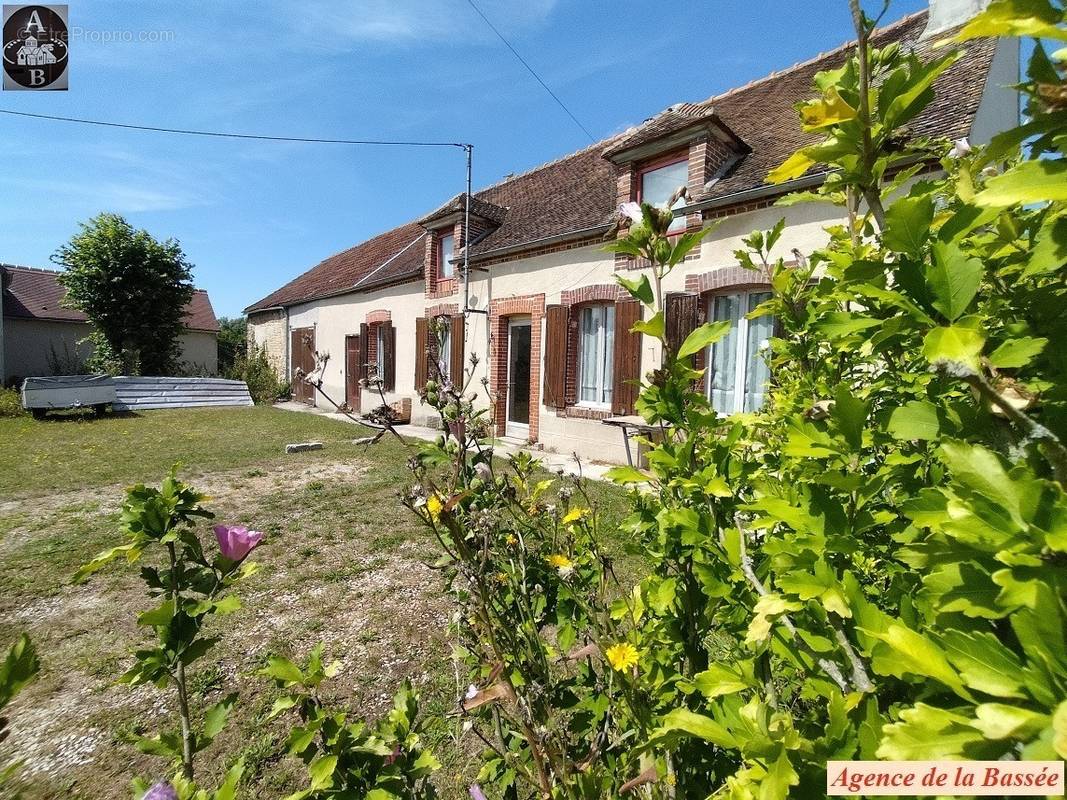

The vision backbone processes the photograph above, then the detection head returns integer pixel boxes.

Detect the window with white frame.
[638,156,688,234]
[376,324,386,381]
[578,304,615,407]
[438,233,455,279]
[438,320,452,380]
[707,290,773,414]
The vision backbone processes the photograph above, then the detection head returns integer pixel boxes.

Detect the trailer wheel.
[93,403,108,417]
[30,408,46,420]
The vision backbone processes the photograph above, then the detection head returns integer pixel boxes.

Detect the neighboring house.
[0,264,220,383]
[246,3,1019,465]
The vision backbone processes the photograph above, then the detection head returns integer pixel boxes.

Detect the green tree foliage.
[54,213,195,376]
[216,317,248,377]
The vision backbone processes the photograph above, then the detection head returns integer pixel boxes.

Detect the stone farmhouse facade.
[246,4,1018,465]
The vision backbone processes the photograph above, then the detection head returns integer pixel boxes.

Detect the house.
[0,264,221,384]
[245,2,1019,465]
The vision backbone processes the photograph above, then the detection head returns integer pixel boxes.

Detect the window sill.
[556,405,614,420]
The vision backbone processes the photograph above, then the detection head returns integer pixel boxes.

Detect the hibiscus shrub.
[76,469,263,793]
[400,1,1067,798]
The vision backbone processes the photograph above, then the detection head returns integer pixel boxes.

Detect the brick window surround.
[424,228,459,300]
[489,294,545,441]
[557,284,626,420]
[684,267,773,395]
[425,302,459,318]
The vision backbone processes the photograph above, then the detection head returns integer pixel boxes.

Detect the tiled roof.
[245,223,426,313]
[245,9,999,311]
[601,104,741,161]
[693,11,996,203]
[418,193,508,226]
[1,264,220,333]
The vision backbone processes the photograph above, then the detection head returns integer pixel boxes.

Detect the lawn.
[0,407,628,799]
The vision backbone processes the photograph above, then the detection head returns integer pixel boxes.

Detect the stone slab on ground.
[286,441,324,453]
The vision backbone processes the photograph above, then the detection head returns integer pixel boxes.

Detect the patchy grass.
[0,406,631,799]
[0,406,379,499]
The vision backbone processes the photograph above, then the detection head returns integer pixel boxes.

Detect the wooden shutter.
[665,292,701,360]
[612,299,642,415]
[358,323,369,381]
[543,305,568,409]
[414,317,428,389]
[384,323,396,391]
[450,314,465,383]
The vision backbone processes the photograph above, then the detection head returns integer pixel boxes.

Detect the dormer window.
[637,152,688,234]
[438,232,455,279]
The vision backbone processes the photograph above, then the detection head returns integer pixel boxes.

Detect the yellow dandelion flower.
[426,493,444,522]
[605,642,640,672]
[493,572,508,584]
[547,554,573,571]
[561,507,589,525]
[505,534,518,546]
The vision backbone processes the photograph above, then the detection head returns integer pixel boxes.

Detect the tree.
[53,213,195,375]
[216,316,248,377]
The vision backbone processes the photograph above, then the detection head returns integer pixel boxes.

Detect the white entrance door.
[506,317,532,438]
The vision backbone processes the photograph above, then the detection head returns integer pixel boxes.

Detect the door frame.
[345,334,361,413]
[506,316,532,439]
[290,326,316,405]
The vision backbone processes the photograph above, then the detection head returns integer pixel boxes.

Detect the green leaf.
[972,703,1049,740]
[603,465,650,484]
[214,759,245,800]
[653,708,737,748]
[831,384,868,451]
[632,311,664,341]
[746,594,802,646]
[677,321,731,359]
[73,543,139,583]
[927,241,983,321]
[922,323,985,372]
[814,313,882,338]
[760,750,799,800]
[939,440,1022,523]
[0,634,39,710]
[865,621,974,701]
[308,754,338,790]
[201,692,238,743]
[268,695,300,720]
[616,273,653,305]
[768,150,816,184]
[261,656,304,686]
[877,703,983,759]
[137,600,175,627]
[693,663,753,698]
[939,629,1026,699]
[1024,213,1067,277]
[884,195,935,257]
[975,159,1067,207]
[953,0,1067,42]
[888,401,940,440]
[989,336,1047,369]
[777,562,851,618]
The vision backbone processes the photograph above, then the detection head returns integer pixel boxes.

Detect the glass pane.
[640,160,688,233]
[743,293,773,412]
[439,234,454,278]
[439,325,451,380]
[509,324,531,424]
[709,294,741,413]
[376,326,386,379]
[579,306,600,404]
[602,305,615,405]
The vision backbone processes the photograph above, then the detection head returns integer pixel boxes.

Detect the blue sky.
[0,0,928,317]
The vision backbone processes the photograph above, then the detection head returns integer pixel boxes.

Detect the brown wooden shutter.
[543,305,568,409]
[612,299,642,415]
[665,292,701,360]
[450,314,465,383]
[414,317,428,389]
[358,323,369,381]
[384,322,396,392]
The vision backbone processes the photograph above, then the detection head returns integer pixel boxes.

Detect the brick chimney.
[922,0,991,38]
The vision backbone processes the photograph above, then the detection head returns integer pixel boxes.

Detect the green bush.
[228,345,283,405]
[0,387,26,418]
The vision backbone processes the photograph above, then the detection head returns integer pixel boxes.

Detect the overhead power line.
[463,0,595,143]
[0,108,470,148]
